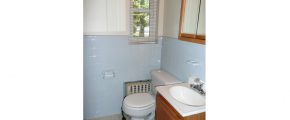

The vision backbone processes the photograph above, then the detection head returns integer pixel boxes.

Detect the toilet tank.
[151,70,182,94]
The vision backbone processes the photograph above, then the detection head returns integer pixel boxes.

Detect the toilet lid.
[124,93,155,108]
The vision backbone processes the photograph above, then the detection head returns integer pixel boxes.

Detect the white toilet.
[122,70,182,120]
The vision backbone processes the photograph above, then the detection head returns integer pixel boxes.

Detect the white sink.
[169,86,205,106]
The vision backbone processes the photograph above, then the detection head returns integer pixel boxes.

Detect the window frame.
[129,0,159,44]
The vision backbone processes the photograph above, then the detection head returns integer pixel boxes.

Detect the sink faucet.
[190,78,206,96]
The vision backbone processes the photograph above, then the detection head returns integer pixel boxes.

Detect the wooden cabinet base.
[156,93,205,120]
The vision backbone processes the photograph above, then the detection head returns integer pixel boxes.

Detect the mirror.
[179,0,205,44]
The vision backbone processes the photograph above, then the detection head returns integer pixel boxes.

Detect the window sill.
[83,31,129,36]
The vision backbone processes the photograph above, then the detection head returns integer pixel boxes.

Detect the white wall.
[83,0,128,35]
[163,0,181,38]
[158,0,164,36]
[84,0,164,36]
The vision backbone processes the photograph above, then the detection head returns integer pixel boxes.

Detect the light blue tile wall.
[161,37,205,82]
[84,36,205,119]
[84,36,162,119]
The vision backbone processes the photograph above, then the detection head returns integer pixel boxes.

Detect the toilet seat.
[124,93,155,108]
[122,93,155,118]
[123,102,155,111]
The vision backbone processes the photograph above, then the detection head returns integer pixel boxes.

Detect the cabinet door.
[184,114,199,120]
[156,93,206,120]
[196,0,205,36]
[84,0,127,35]
[199,112,206,120]
[182,0,200,34]
[184,112,206,120]
[156,93,183,120]
[178,0,205,44]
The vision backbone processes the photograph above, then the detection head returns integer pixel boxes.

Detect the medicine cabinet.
[178,0,205,44]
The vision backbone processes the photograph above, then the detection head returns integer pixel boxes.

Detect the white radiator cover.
[125,80,152,96]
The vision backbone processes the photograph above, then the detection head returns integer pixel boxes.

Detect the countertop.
[156,83,205,117]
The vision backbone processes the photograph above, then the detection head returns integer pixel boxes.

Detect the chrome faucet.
[190,78,206,96]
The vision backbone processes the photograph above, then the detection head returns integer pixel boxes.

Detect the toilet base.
[131,117,145,120]
[124,111,155,120]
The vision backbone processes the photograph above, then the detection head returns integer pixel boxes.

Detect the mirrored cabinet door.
[179,0,205,44]
[197,0,205,36]
[182,0,200,34]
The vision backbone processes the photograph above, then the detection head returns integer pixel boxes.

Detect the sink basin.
[169,86,205,106]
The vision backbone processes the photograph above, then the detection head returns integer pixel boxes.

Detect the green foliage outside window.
[132,0,150,37]
[133,0,149,9]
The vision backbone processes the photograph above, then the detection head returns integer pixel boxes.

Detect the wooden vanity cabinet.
[156,93,205,120]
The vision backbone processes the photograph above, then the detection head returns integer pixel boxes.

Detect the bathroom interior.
[1,0,290,120]
[2,0,290,120]
[84,0,206,120]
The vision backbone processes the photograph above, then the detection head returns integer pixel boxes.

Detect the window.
[129,0,159,44]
